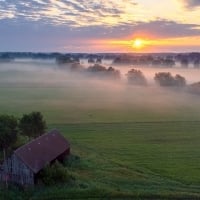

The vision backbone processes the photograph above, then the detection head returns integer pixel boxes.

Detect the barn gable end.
[0,154,34,185]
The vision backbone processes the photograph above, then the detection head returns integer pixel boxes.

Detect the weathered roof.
[14,129,70,174]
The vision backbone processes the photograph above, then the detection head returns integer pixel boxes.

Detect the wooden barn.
[0,129,70,186]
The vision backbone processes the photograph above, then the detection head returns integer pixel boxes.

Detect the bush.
[64,154,81,168]
[40,161,71,185]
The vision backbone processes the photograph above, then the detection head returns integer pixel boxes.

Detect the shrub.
[64,154,81,168]
[40,161,71,185]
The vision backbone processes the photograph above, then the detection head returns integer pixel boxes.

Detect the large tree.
[19,112,46,139]
[126,69,147,86]
[154,72,186,87]
[0,115,18,157]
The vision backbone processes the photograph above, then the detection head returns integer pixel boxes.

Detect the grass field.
[1,63,200,199]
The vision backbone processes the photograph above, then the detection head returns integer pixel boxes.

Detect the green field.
[1,66,200,199]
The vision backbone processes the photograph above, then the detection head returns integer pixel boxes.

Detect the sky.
[0,0,200,53]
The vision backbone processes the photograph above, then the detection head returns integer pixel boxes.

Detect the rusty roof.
[14,129,70,174]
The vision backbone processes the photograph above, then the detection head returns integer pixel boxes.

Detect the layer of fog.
[1,59,200,121]
[1,59,200,83]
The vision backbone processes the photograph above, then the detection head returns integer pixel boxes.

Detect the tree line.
[126,69,186,87]
[126,69,200,95]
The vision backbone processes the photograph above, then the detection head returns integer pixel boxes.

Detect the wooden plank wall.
[0,154,34,185]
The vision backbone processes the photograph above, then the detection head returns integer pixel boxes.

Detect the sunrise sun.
[132,39,144,49]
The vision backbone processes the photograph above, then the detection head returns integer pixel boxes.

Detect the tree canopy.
[126,69,147,86]
[19,112,46,139]
[187,82,200,95]
[86,64,121,79]
[154,72,186,87]
[0,115,18,152]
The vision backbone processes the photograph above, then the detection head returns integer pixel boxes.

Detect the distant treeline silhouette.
[1,52,200,68]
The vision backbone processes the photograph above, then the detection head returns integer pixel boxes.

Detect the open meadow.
[1,60,200,199]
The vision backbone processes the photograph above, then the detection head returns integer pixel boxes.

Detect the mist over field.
[1,59,200,123]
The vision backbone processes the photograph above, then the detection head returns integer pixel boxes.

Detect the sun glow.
[105,37,151,52]
[132,39,144,49]
[102,35,200,53]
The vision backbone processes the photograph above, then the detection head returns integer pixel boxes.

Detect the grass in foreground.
[1,121,200,199]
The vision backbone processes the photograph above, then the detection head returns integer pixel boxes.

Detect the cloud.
[181,0,200,9]
[1,17,200,52]
[130,20,200,38]
[0,1,200,52]
[0,0,138,26]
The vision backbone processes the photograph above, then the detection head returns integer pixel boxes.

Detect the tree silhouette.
[154,72,186,87]
[126,69,147,86]
[0,115,18,156]
[19,112,46,139]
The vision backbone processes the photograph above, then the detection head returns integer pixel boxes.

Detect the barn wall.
[0,154,34,186]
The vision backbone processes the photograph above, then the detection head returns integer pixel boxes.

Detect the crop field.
[1,62,200,199]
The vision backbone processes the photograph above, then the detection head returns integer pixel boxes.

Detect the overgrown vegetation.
[40,161,72,186]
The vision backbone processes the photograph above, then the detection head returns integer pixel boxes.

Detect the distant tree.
[154,72,175,86]
[154,72,186,87]
[126,69,147,86]
[87,64,107,72]
[0,115,18,157]
[70,62,83,71]
[96,57,102,64]
[0,53,14,62]
[86,64,120,80]
[112,56,122,64]
[106,67,121,79]
[19,112,46,139]
[152,59,162,67]
[194,59,200,68]
[187,82,200,95]
[180,58,189,68]
[174,74,186,87]
[162,59,176,67]
[112,55,132,65]
[56,55,73,65]
[88,57,95,63]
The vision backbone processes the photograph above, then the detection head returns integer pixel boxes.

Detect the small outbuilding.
[0,129,70,186]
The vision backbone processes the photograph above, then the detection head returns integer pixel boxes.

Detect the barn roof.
[14,129,70,174]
